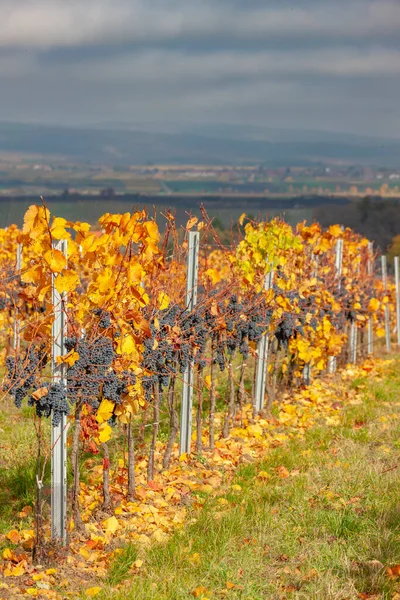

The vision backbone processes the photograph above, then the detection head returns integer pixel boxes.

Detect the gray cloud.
[2,0,400,47]
[0,0,399,139]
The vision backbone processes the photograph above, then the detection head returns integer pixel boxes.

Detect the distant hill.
[0,121,400,166]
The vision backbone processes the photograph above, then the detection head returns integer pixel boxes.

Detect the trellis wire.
[179,231,200,456]
[255,270,274,412]
[51,239,68,543]
[381,255,391,352]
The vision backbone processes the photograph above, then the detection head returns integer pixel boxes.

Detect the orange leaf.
[277,466,290,479]
[31,387,48,401]
[6,530,20,544]
[191,586,209,598]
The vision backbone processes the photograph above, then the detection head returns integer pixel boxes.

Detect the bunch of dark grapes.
[275,313,297,349]
[66,333,135,416]
[4,346,69,426]
[93,308,111,329]
[141,305,181,396]
[28,382,69,426]
[0,296,8,311]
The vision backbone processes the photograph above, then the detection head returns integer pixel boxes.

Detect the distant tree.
[212,216,225,231]
[100,187,116,198]
[388,234,400,265]
[315,197,400,252]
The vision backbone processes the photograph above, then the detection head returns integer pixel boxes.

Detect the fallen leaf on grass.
[386,564,400,578]
[6,530,20,544]
[191,586,209,597]
[102,515,119,534]
[85,587,102,597]
[277,466,290,478]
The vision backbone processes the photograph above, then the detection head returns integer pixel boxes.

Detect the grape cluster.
[29,382,69,427]
[275,313,297,349]
[66,333,135,415]
[93,308,111,329]
[141,305,180,397]
[0,296,8,311]
[4,347,69,426]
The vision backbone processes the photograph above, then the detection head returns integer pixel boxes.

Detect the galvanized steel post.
[51,239,68,542]
[255,270,274,412]
[179,231,200,456]
[395,256,400,348]
[381,255,391,352]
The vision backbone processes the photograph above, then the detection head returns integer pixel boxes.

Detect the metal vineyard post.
[367,242,374,355]
[179,231,199,456]
[395,256,400,348]
[13,243,22,351]
[381,256,391,352]
[328,237,344,373]
[51,239,68,543]
[255,270,274,413]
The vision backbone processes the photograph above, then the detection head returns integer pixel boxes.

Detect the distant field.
[0,192,351,229]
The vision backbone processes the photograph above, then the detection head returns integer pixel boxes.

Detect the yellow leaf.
[98,423,112,443]
[51,217,71,240]
[368,298,380,312]
[56,350,80,368]
[239,213,246,226]
[204,375,212,389]
[3,548,13,560]
[117,334,136,356]
[144,220,160,242]
[23,205,50,236]
[25,588,39,596]
[85,587,102,598]
[54,269,80,294]
[257,471,270,480]
[97,399,115,423]
[328,224,343,237]
[158,291,170,310]
[205,268,222,285]
[190,553,201,565]
[44,248,67,273]
[376,327,385,338]
[3,563,25,577]
[186,216,198,230]
[102,516,119,534]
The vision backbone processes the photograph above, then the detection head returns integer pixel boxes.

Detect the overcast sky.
[1,0,400,138]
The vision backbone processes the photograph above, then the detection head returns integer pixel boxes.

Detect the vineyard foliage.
[0,205,396,532]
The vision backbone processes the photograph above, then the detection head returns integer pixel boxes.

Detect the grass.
[0,402,50,537]
[88,360,400,600]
